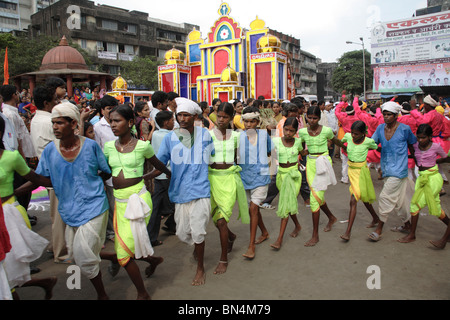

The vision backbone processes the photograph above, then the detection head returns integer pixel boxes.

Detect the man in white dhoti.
[369,102,417,241]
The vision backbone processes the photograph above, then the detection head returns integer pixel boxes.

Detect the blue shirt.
[36,137,111,227]
[372,123,417,179]
[238,130,274,190]
[156,127,215,204]
[152,128,171,180]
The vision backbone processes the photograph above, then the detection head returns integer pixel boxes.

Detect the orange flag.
[3,47,9,85]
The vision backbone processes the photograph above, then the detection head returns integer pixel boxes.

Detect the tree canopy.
[118,56,161,91]
[331,50,373,97]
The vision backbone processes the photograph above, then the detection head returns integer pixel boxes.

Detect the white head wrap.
[381,101,402,114]
[423,95,438,107]
[175,97,202,115]
[51,102,81,123]
[241,112,261,121]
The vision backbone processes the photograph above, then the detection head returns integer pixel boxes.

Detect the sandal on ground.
[368,232,381,242]
[259,203,275,210]
[390,226,409,233]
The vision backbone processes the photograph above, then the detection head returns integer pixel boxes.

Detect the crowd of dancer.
[0,77,449,300]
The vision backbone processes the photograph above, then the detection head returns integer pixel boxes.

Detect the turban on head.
[423,95,438,108]
[175,97,202,115]
[436,105,445,115]
[381,101,402,114]
[51,102,81,124]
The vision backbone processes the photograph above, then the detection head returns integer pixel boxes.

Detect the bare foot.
[214,261,228,275]
[43,277,58,300]
[340,234,350,241]
[242,247,255,260]
[290,226,301,238]
[429,239,446,249]
[145,257,164,278]
[398,235,416,243]
[254,233,269,244]
[192,269,206,286]
[270,240,282,250]
[137,293,151,300]
[305,237,319,247]
[324,217,337,232]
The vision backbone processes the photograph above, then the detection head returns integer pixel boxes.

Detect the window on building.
[0,16,18,25]
[97,41,104,51]
[0,1,17,10]
[127,24,137,34]
[101,19,118,31]
[124,45,134,54]
[107,42,118,53]
[80,39,87,49]
[158,49,167,59]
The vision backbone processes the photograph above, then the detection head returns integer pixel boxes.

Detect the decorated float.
[107,74,154,104]
[158,2,295,104]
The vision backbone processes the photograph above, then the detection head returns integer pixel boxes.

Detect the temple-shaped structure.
[158,2,294,104]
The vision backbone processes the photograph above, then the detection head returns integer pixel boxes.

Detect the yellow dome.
[188,27,202,41]
[112,74,127,92]
[165,47,185,64]
[257,34,281,53]
[250,16,265,30]
[221,64,238,83]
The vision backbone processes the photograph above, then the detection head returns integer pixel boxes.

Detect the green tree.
[331,50,373,96]
[0,34,91,86]
[119,56,162,90]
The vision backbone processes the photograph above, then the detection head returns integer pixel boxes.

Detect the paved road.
[14,160,450,301]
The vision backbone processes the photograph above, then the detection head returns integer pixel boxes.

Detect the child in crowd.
[398,124,449,244]
[270,117,304,250]
[209,102,248,274]
[147,110,176,246]
[238,106,273,259]
[103,105,169,300]
[299,106,345,246]
[339,121,380,241]
[83,121,95,140]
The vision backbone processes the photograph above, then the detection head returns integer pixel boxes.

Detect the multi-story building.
[300,49,318,95]
[29,0,198,76]
[268,29,302,95]
[416,0,450,15]
[317,61,339,102]
[0,0,58,33]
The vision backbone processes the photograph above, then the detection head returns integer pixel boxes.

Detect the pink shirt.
[413,142,447,167]
[410,109,445,137]
[335,100,360,133]
[398,114,418,136]
[353,98,383,137]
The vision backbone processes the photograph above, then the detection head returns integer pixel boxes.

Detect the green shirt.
[341,133,378,163]
[210,130,240,164]
[273,137,303,164]
[104,140,155,179]
[298,126,334,154]
[0,150,31,197]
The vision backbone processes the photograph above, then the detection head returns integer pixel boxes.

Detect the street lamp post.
[346,37,366,101]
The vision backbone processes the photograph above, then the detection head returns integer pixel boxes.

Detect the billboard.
[371,10,450,93]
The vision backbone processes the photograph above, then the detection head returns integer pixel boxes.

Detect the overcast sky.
[96,0,427,62]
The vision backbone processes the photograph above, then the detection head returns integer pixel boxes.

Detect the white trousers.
[175,198,211,246]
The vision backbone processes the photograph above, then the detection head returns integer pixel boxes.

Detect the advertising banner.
[371,10,450,92]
